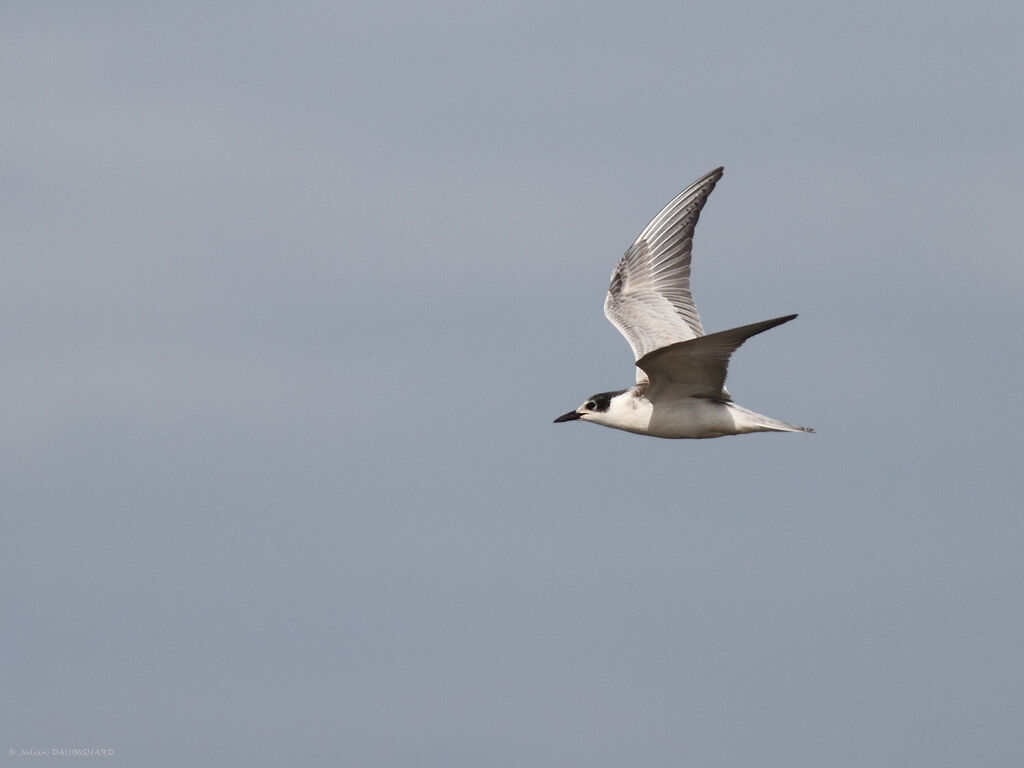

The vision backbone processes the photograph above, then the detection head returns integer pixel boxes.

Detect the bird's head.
[553,390,623,426]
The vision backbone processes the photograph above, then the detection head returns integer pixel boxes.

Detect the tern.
[554,167,812,438]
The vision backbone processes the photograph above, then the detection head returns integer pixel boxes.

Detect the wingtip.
[763,313,798,329]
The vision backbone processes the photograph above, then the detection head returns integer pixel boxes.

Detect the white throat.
[586,390,653,435]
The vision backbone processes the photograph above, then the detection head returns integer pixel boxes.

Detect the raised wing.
[636,315,797,400]
[604,167,724,383]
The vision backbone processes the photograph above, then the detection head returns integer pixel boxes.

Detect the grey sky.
[3,2,1022,766]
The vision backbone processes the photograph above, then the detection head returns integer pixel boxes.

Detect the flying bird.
[554,167,812,438]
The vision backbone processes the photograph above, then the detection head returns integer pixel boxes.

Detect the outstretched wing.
[636,315,797,400]
[604,167,724,383]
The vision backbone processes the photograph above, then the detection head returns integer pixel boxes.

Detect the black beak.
[553,410,582,423]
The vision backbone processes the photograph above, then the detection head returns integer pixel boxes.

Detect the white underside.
[584,390,808,439]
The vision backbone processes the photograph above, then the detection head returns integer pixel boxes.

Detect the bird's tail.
[729,404,814,434]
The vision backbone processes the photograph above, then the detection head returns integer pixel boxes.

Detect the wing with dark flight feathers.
[635,314,798,400]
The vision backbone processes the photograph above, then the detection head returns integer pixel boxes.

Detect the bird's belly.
[645,399,739,439]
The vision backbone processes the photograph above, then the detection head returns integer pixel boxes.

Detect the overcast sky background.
[3,2,1022,766]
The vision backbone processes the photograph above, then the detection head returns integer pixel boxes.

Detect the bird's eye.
[585,401,596,410]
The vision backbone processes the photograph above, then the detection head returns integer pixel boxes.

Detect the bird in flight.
[554,167,812,438]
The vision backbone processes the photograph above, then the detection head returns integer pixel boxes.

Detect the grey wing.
[604,167,724,384]
[636,315,797,399]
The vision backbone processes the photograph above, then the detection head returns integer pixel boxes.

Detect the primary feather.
[604,166,723,383]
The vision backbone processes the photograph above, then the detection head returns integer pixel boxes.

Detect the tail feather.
[730,405,814,434]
